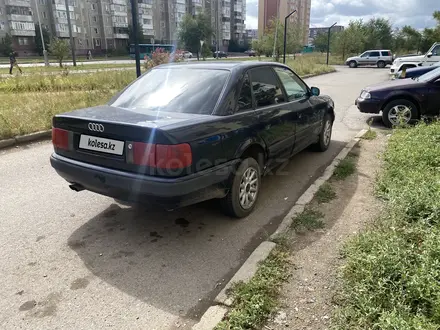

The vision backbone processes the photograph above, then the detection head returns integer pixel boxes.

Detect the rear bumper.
[355,97,382,114]
[50,153,238,208]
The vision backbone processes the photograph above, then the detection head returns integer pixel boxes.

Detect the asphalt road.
[0,67,389,330]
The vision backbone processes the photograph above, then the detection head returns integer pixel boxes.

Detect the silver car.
[345,50,394,68]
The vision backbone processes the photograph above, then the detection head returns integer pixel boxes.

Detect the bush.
[144,48,184,70]
[334,121,440,329]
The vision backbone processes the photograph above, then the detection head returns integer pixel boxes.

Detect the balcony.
[6,0,31,7]
[138,3,152,9]
[55,4,74,11]
[10,29,36,37]
[112,22,128,28]
[7,14,33,22]
[114,33,129,39]
[111,0,126,5]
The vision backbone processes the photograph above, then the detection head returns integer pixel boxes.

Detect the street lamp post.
[64,0,76,66]
[326,22,337,65]
[34,0,49,66]
[283,10,297,64]
[130,0,141,77]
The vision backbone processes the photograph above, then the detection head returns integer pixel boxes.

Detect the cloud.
[244,0,439,30]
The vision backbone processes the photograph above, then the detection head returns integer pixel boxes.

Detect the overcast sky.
[245,0,439,30]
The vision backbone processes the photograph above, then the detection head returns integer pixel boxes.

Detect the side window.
[237,73,253,112]
[381,51,390,56]
[274,67,308,101]
[361,52,370,58]
[369,51,380,57]
[431,45,440,56]
[249,67,285,108]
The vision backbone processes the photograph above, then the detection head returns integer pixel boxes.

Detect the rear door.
[368,51,381,65]
[273,66,323,154]
[426,79,440,116]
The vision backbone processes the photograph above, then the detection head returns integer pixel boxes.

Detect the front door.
[368,51,381,65]
[273,66,322,154]
[358,51,370,65]
[248,66,297,164]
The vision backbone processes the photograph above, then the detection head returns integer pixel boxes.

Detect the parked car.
[390,42,440,75]
[50,62,335,218]
[346,50,393,68]
[394,61,440,79]
[213,51,228,58]
[183,51,193,59]
[355,66,440,128]
[244,50,257,57]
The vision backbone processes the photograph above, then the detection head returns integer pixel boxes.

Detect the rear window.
[110,67,230,115]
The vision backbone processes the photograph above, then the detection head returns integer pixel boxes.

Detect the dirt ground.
[265,132,388,330]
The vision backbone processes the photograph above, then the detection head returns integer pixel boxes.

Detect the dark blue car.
[395,61,440,79]
[356,66,440,128]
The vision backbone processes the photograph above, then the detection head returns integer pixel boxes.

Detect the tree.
[0,33,13,57]
[34,24,51,56]
[178,11,213,60]
[49,38,70,67]
[259,18,303,61]
[362,18,394,50]
[334,20,365,59]
[128,22,145,45]
[201,42,211,60]
[313,32,328,52]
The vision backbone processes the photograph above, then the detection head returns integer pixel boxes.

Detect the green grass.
[362,129,377,140]
[215,245,291,330]
[333,156,357,180]
[0,63,136,74]
[316,183,337,204]
[292,208,325,231]
[333,121,440,329]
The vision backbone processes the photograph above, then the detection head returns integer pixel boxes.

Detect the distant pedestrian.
[87,50,92,60]
[9,51,22,75]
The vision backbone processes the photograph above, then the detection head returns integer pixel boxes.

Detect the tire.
[312,113,333,152]
[221,157,261,218]
[349,61,357,68]
[382,99,418,128]
[377,61,386,68]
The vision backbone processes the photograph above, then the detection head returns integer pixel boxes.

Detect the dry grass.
[0,90,115,139]
[0,55,336,140]
[0,63,136,75]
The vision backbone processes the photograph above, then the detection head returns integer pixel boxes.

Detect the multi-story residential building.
[308,25,344,46]
[0,0,244,55]
[258,0,311,46]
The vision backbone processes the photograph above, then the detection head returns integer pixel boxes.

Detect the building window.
[94,38,101,46]
[93,16,97,22]
[43,11,46,18]
[39,0,46,4]
[94,28,98,34]
[18,37,29,45]
[91,4,96,10]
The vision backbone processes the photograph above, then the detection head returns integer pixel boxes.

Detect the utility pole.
[272,0,279,58]
[64,0,76,66]
[130,0,141,77]
[216,0,220,58]
[326,22,337,65]
[34,0,49,66]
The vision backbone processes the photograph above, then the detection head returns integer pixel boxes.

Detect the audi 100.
[50,62,335,218]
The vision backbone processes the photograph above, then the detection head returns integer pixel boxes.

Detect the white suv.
[345,50,394,68]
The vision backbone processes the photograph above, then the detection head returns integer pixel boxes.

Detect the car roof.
[153,61,288,71]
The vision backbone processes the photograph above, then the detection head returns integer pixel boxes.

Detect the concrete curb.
[0,130,51,151]
[192,128,368,330]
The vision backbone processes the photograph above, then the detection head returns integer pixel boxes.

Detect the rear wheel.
[221,157,261,218]
[382,99,418,128]
[349,61,357,68]
[377,61,386,68]
[312,113,333,152]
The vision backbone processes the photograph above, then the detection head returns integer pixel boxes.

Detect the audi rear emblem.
[88,123,104,132]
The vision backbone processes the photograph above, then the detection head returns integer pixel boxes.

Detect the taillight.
[52,127,69,150]
[130,142,192,169]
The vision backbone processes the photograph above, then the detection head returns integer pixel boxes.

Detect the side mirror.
[310,87,320,96]
[427,52,433,58]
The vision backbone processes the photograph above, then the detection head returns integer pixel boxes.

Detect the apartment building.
[0,0,244,55]
[258,0,311,46]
